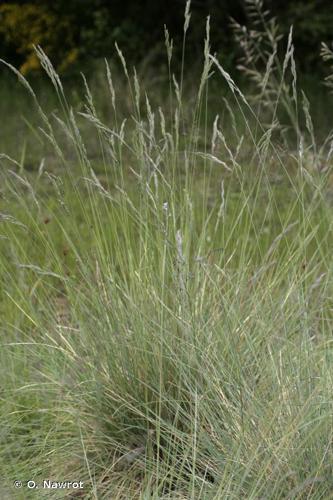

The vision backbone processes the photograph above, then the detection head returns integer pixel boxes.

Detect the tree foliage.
[0,2,79,74]
[0,0,332,75]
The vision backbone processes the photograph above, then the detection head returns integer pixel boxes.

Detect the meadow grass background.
[0,4,333,499]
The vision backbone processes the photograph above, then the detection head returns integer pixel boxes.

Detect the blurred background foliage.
[0,0,332,76]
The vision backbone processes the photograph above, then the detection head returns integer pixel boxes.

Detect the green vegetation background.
[1,0,333,76]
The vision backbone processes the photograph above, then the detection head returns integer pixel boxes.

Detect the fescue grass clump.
[0,1,332,498]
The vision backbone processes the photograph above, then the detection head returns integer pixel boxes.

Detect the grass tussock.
[0,2,333,498]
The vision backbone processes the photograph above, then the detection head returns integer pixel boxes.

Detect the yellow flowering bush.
[0,3,78,74]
